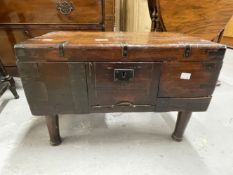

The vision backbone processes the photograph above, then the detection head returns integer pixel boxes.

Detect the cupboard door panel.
[17,62,88,115]
[158,62,222,97]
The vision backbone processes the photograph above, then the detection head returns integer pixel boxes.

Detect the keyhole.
[122,71,126,78]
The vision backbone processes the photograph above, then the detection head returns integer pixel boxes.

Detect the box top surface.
[18,31,223,46]
[15,32,226,62]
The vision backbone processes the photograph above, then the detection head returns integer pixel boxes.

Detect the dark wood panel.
[155,97,211,112]
[158,62,223,97]
[68,63,89,113]
[4,66,19,76]
[88,62,161,106]
[17,62,88,115]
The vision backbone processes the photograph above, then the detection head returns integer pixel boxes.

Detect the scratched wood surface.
[88,62,160,106]
[149,0,233,40]
[15,31,226,62]
[15,31,227,144]
[15,31,226,115]
[17,62,88,115]
[158,62,223,98]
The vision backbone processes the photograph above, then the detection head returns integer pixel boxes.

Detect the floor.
[0,50,233,175]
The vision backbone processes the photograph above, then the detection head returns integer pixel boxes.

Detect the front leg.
[46,115,62,146]
[172,111,192,142]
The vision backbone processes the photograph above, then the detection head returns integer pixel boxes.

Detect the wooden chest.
[0,0,115,75]
[15,32,226,145]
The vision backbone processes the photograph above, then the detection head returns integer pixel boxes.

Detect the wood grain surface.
[17,62,89,115]
[0,0,102,24]
[16,31,226,115]
[149,0,233,40]
[15,30,227,144]
[158,62,223,98]
[88,62,160,106]
[221,16,233,47]
[0,0,115,75]
[15,31,226,62]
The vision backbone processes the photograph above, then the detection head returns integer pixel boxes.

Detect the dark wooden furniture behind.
[0,0,115,75]
[15,32,226,145]
[0,58,19,98]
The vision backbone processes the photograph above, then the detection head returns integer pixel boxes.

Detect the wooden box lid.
[15,32,226,62]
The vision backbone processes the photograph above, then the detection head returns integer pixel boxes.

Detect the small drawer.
[88,62,161,107]
[0,0,103,24]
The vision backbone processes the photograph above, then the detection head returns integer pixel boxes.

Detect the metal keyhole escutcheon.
[114,69,134,81]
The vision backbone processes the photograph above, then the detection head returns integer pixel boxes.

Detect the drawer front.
[0,0,103,24]
[88,62,161,107]
[158,62,222,98]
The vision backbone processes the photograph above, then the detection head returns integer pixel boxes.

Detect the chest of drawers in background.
[0,0,115,75]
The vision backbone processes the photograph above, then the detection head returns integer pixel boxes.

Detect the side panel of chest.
[17,62,88,115]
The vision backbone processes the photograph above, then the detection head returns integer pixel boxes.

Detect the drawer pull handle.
[115,102,135,107]
[57,0,74,15]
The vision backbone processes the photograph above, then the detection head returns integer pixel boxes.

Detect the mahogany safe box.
[15,32,226,145]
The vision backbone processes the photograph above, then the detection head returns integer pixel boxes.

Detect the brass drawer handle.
[57,0,74,15]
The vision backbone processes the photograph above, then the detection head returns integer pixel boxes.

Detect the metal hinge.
[184,45,191,58]
[122,42,128,58]
[58,41,68,57]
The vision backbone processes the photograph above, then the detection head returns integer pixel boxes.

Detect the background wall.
[115,0,233,48]
[221,16,233,48]
[115,0,151,32]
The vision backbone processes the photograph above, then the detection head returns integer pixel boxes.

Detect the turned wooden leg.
[172,111,192,142]
[46,115,62,146]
